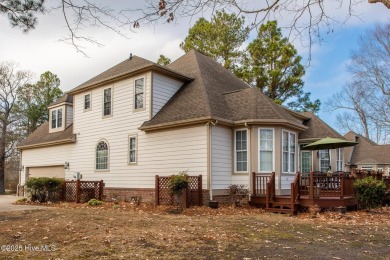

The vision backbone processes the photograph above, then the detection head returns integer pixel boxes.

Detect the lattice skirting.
[104,188,211,205]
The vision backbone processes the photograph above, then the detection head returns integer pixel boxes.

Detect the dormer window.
[134,78,144,110]
[51,108,63,129]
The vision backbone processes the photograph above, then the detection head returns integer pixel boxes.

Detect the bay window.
[259,129,274,172]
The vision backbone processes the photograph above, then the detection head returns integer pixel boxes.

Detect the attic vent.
[129,53,133,60]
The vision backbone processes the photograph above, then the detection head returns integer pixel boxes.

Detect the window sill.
[102,114,113,119]
[95,169,109,173]
[232,171,249,175]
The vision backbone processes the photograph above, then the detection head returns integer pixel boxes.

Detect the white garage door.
[28,166,65,179]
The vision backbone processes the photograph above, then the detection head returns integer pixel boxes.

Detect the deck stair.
[265,195,299,215]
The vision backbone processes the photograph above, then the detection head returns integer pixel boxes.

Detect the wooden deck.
[250,172,359,215]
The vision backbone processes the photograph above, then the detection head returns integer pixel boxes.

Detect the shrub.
[168,171,189,210]
[227,184,249,206]
[88,199,103,206]
[353,177,386,210]
[25,177,64,203]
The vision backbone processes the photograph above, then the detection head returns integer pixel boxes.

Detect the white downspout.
[208,120,217,201]
[245,122,251,201]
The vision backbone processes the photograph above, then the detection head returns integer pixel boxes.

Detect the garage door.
[28,166,65,179]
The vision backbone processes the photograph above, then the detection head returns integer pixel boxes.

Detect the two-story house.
[17,50,347,202]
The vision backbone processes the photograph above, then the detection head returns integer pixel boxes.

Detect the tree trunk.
[0,118,8,194]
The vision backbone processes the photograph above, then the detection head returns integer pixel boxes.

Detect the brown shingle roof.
[344,131,390,165]
[69,56,191,94]
[141,50,305,130]
[298,111,344,140]
[17,122,75,149]
[48,93,73,107]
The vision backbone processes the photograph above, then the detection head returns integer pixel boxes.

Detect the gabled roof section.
[344,131,390,165]
[298,111,344,141]
[141,50,306,130]
[17,122,76,150]
[68,56,192,94]
[48,93,73,108]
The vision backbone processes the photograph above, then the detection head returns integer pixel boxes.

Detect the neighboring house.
[16,50,348,201]
[344,131,390,175]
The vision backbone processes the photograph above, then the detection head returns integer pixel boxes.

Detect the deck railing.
[252,172,272,196]
[291,172,300,206]
[265,172,275,208]
[299,172,354,199]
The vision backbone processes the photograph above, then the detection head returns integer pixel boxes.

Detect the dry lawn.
[0,203,390,259]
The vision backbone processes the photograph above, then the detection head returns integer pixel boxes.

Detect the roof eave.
[69,65,193,95]
[17,138,76,150]
[47,102,73,109]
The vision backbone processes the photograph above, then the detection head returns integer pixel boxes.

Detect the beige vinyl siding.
[152,73,183,117]
[21,72,208,190]
[211,126,232,189]
[70,72,207,189]
[66,105,73,128]
[21,144,74,184]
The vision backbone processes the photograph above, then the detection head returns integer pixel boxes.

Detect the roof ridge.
[191,51,212,116]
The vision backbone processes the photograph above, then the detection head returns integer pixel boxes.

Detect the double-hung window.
[282,130,296,173]
[134,78,144,110]
[129,136,137,164]
[319,150,330,173]
[259,129,274,172]
[103,88,112,116]
[336,148,344,171]
[51,108,62,129]
[84,93,91,110]
[234,129,247,172]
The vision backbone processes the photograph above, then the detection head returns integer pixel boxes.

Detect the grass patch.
[0,205,389,259]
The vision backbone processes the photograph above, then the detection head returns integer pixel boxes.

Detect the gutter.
[17,138,76,150]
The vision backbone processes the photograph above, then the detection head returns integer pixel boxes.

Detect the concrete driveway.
[0,195,46,212]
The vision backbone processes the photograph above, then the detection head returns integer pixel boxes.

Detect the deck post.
[99,180,104,200]
[340,173,344,199]
[75,179,81,203]
[198,175,202,206]
[155,175,159,206]
[252,172,256,196]
[309,172,314,199]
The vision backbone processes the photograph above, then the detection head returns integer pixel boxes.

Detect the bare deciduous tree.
[0,62,32,194]
[1,1,389,56]
[326,23,390,143]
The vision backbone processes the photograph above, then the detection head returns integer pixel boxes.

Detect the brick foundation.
[104,187,211,206]
[103,188,155,203]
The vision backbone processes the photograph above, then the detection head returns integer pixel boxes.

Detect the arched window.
[96,141,109,170]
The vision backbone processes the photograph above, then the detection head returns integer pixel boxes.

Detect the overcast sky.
[0,1,389,134]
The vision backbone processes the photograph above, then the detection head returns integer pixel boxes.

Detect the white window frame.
[319,149,330,173]
[134,77,145,111]
[128,135,137,165]
[103,87,113,117]
[95,139,109,171]
[336,148,344,171]
[234,129,248,173]
[84,93,91,111]
[51,108,63,129]
[282,130,297,174]
[258,128,275,173]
